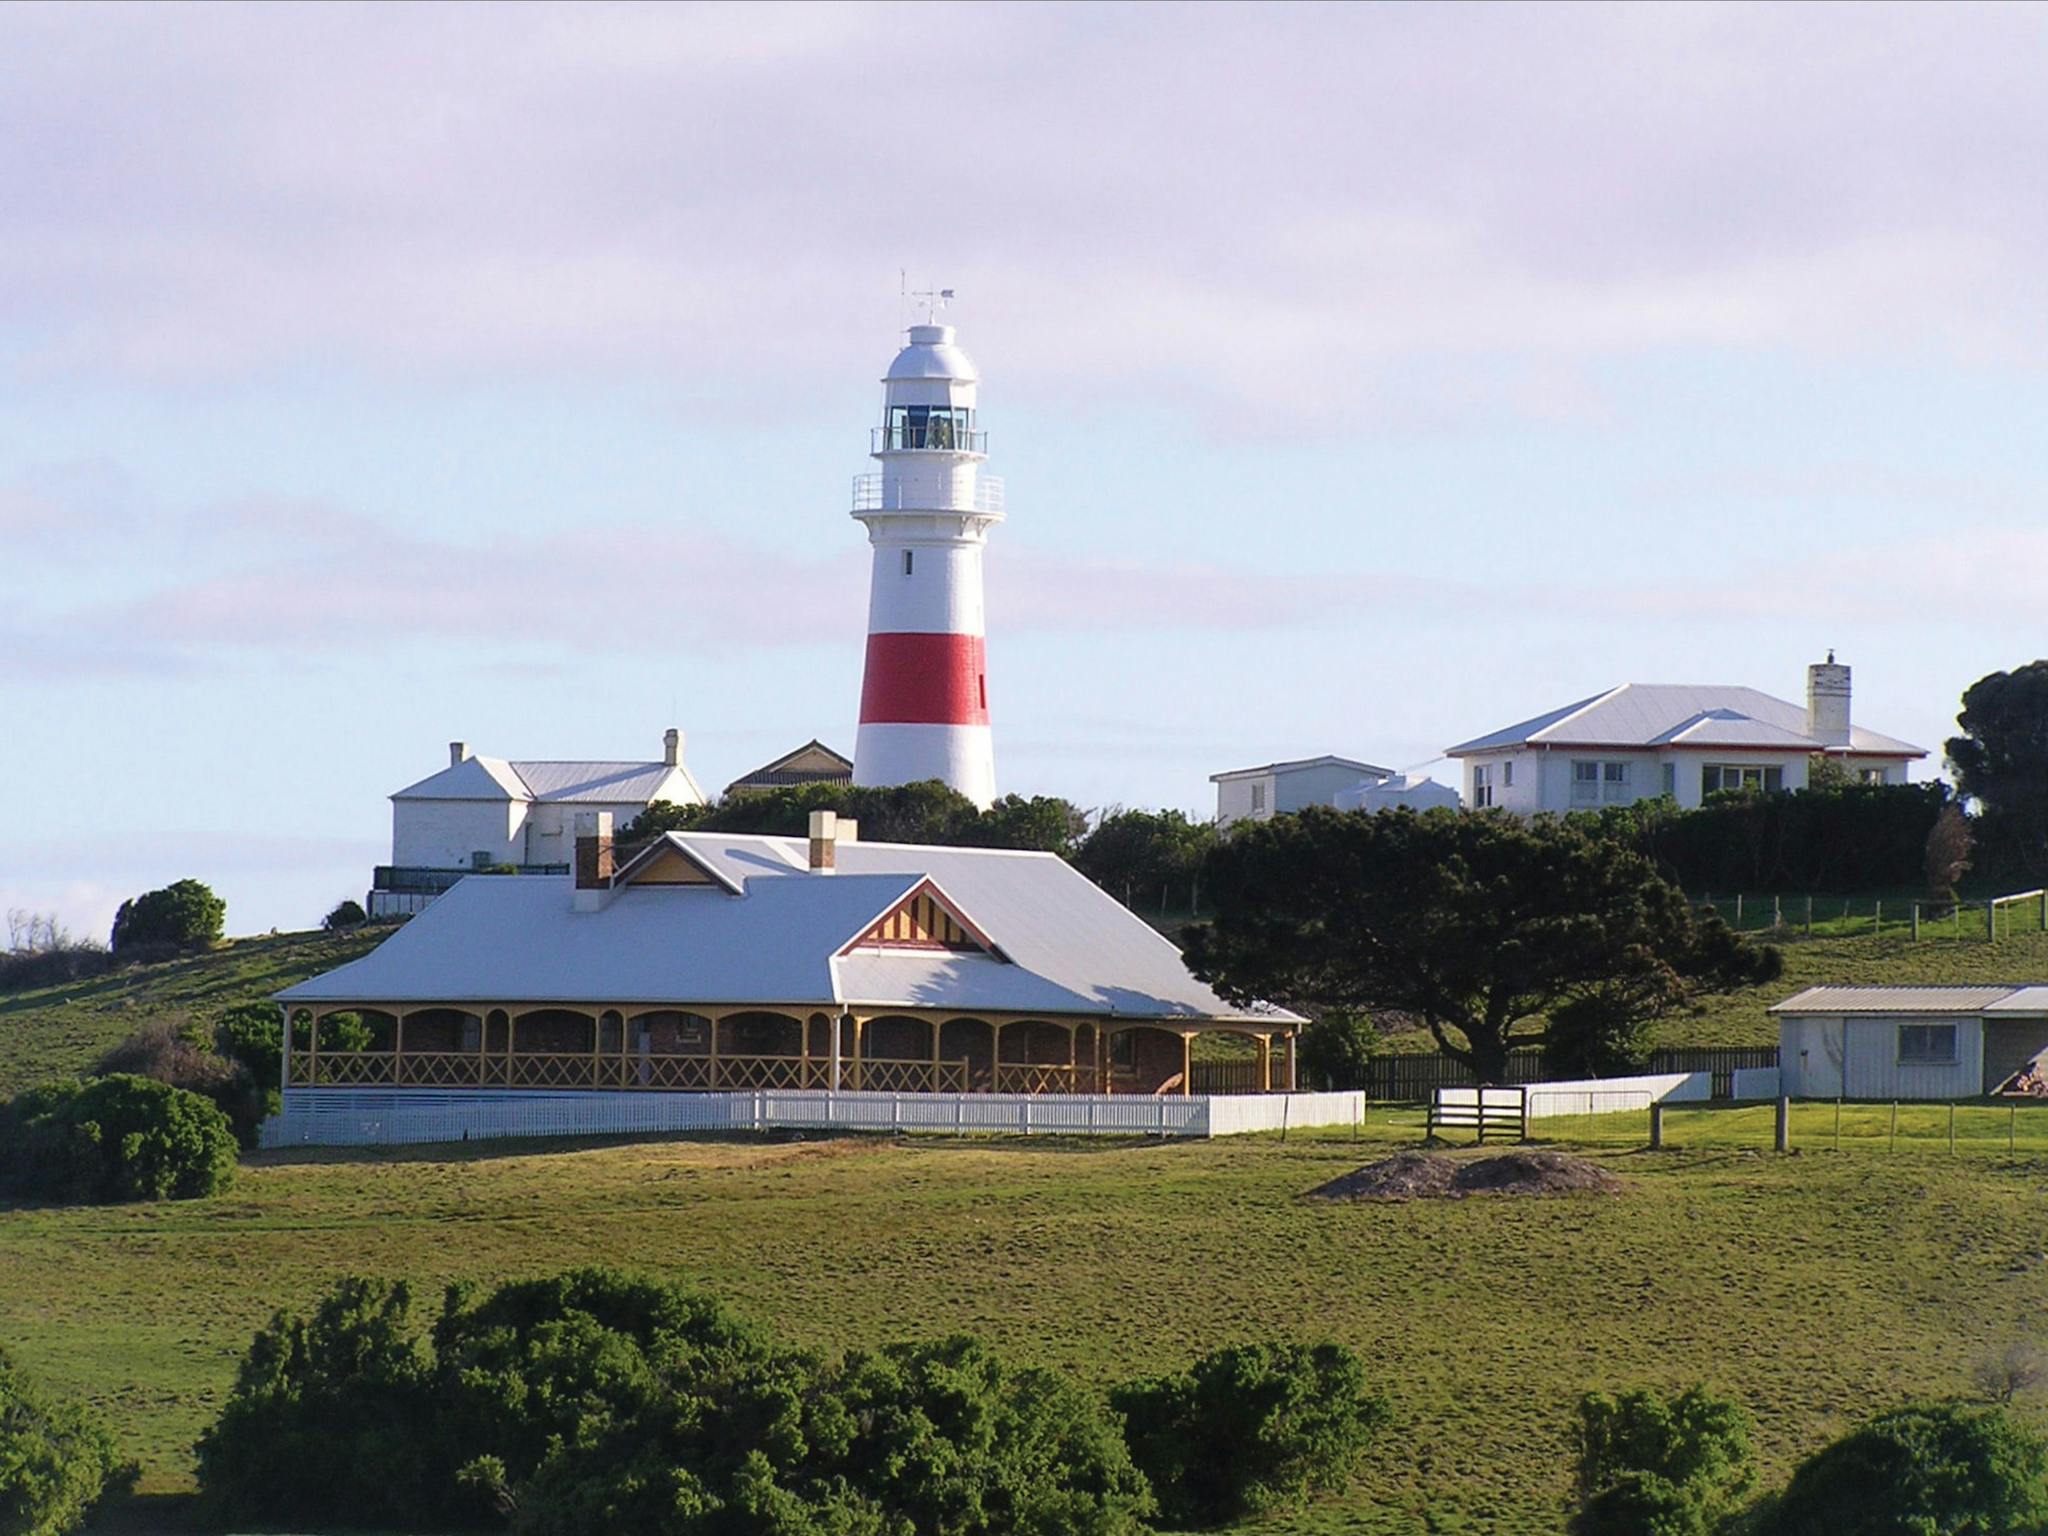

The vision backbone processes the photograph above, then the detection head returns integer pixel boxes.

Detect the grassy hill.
[4,918,2044,1091]
[0,927,382,1095]
[3,1122,2046,1534]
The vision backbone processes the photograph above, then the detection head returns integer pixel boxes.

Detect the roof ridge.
[1528,684,1626,742]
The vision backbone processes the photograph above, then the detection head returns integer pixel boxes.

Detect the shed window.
[903,549,914,576]
[1472,764,1494,808]
[1250,782,1266,812]
[1898,1023,1958,1065]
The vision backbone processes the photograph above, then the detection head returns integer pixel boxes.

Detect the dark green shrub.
[0,1076,237,1204]
[195,1277,441,1530]
[1297,1012,1380,1091]
[322,899,367,931]
[93,1021,268,1148]
[1111,1341,1387,1527]
[0,1344,135,1536]
[1572,1386,1753,1536]
[213,1003,284,1093]
[109,878,224,956]
[1760,1400,2048,1535]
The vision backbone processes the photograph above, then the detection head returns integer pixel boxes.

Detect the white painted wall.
[391,798,524,869]
[1778,1015,1984,1099]
[1214,774,1274,828]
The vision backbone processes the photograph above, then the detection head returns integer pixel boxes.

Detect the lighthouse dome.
[885,324,978,384]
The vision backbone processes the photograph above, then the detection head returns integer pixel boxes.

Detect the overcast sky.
[4,1,2044,940]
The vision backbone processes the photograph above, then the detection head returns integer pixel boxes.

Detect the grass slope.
[5,1123,2048,1534]
[0,928,382,1095]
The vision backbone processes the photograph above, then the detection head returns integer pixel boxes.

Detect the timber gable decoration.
[843,878,1005,959]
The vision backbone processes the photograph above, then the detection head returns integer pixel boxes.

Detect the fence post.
[1806,895,1814,936]
[1875,899,1883,936]
[2011,1103,2017,1156]
[1949,1101,1956,1155]
[1775,1096,1790,1153]
[1736,893,1744,928]
[1913,903,1921,941]
[1649,1102,1663,1150]
[1834,1097,1842,1152]
[1890,1101,1897,1152]
[1773,894,1782,930]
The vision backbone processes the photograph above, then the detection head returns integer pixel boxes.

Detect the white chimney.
[663,728,682,768]
[1806,653,1852,748]
[837,818,859,845]
[450,741,470,767]
[573,810,615,912]
[808,809,837,872]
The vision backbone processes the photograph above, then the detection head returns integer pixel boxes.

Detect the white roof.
[280,832,1289,1025]
[393,758,700,805]
[1211,754,1393,783]
[1772,985,2036,1015]
[885,324,977,382]
[1448,684,1923,758]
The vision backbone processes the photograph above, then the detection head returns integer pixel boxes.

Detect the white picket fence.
[259,1088,1369,1149]
[1522,1071,1710,1120]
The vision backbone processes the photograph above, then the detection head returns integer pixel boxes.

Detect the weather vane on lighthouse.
[849,303,1002,809]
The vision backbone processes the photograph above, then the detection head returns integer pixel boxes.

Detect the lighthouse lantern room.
[850,321,1004,808]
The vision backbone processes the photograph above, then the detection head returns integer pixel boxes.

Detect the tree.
[1183,808,1782,1083]
[1073,809,1217,911]
[1948,662,2048,883]
[0,1076,238,1204]
[967,793,1091,857]
[109,879,224,956]
[613,798,713,848]
[0,1345,135,1536]
[621,783,1087,857]
[1760,1401,2048,1536]
[1924,804,1973,906]
[322,899,366,931]
[1572,1386,1754,1536]
[1112,1341,1386,1528]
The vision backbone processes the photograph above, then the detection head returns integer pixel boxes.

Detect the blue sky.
[3,2,2044,939]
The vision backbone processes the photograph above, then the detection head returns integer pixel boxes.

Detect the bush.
[212,1002,284,1093]
[199,1268,1158,1536]
[0,1075,237,1204]
[0,1346,135,1536]
[1297,1012,1380,1091]
[92,1020,269,1147]
[1111,1342,1387,1527]
[109,879,224,957]
[322,899,367,931]
[0,912,111,994]
[1760,1400,2048,1535]
[1572,1386,1753,1536]
[195,1277,441,1531]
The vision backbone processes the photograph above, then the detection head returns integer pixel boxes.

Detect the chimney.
[450,741,470,767]
[837,818,859,845]
[574,810,615,911]
[808,809,837,872]
[1806,653,1852,748]
[663,728,681,768]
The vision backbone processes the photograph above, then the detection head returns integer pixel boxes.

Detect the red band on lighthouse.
[859,632,989,725]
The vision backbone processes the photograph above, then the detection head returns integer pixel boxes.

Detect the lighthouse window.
[902,550,914,576]
[885,405,975,450]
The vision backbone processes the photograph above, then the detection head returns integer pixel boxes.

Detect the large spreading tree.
[1183,807,1781,1082]
[1947,660,2048,883]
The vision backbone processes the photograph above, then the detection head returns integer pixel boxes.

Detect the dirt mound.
[1309,1149,1624,1202]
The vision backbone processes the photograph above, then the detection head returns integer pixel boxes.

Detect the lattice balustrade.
[713,1054,809,1091]
[394,1053,492,1088]
[995,1063,1098,1096]
[631,1054,714,1091]
[854,1057,972,1094]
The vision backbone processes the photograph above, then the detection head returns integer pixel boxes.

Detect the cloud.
[2,3,2045,420]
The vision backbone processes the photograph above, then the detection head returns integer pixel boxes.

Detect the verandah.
[285,1004,1298,1096]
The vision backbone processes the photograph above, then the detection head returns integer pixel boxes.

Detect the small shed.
[1772,985,2048,1099]
[1332,771,1462,814]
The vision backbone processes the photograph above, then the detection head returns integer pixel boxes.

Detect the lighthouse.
[850,320,1003,808]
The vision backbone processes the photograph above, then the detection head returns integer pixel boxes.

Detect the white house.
[1211,755,1394,828]
[1774,984,2048,1100]
[1332,771,1462,815]
[1445,658,1923,815]
[372,731,706,915]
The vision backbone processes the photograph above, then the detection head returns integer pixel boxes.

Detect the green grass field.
[6,1121,2048,1533]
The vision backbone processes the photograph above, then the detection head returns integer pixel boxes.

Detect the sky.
[3,0,2045,941]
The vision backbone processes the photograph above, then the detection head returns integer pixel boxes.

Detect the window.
[1898,1023,1958,1065]
[1501,761,1514,788]
[884,405,976,450]
[1472,764,1494,808]
[1661,762,1676,797]
[978,673,987,710]
[1572,760,1634,806]
[1250,782,1267,812]
[903,549,914,576]
[1703,764,1786,797]
[1859,766,1889,785]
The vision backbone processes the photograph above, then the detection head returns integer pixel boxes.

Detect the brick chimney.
[1806,652,1852,748]
[663,728,682,768]
[574,811,615,911]
[450,740,470,767]
[808,809,837,872]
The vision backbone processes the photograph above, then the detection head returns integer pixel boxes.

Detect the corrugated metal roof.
[280,833,1286,1024]
[391,758,697,805]
[391,756,532,801]
[1771,985,2020,1014]
[1447,683,1923,758]
[1211,755,1392,782]
[1984,987,2048,1014]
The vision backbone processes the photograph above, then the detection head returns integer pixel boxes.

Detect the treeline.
[192,1267,1384,1536]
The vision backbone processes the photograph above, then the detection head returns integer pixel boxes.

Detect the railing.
[851,473,1004,514]
[292,1051,973,1094]
[371,864,571,893]
[871,425,989,454]
[1348,1046,1779,1103]
[993,1062,1100,1095]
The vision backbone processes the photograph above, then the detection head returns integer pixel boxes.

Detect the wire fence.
[1439,1098,2048,1157]
[1693,889,2048,941]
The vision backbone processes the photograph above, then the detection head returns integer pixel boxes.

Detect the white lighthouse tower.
[850,319,1003,808]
